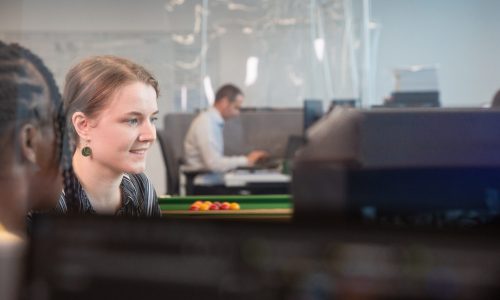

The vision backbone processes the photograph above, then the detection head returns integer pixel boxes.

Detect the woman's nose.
[138,121,156,142]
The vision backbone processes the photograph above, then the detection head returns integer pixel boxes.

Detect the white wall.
[372,0,500,107]
[0,0,177,31]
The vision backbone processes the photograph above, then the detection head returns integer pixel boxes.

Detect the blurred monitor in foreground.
[25,215,500,300]
[293,108,500,221]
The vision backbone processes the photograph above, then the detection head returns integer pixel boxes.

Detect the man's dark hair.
[215,84,243,103]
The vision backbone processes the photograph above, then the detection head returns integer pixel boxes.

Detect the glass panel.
[165,0,366,111]
[0,0,367,114]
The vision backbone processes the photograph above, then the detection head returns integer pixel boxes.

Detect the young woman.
[0,41,67,237]
[57,56,161,216]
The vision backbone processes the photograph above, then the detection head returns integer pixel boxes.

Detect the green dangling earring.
[82,146,92,157]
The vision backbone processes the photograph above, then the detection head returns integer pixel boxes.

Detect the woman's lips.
[130,149,147,155]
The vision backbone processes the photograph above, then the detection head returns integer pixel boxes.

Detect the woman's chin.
[124,164,146,174]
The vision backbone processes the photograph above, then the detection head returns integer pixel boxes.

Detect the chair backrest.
[158,113,196,195]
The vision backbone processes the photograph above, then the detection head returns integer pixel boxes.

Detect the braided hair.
[0,41,77,208]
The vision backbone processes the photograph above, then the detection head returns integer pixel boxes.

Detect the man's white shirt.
[184,107,248,173]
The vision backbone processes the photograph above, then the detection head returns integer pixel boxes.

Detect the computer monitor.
[329,99,357,112]
[388,91,440,107]
[303,99,324,133]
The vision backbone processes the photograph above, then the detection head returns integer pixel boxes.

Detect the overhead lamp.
[245,56,259,86]
[203,76,215,105]
[314,38,325,61]
[181,85,187,111]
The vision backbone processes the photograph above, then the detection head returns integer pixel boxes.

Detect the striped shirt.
[56,173,161,217]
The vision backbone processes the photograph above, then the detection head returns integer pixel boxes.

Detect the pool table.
[159,194,293,221]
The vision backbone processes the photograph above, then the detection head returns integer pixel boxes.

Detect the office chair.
[157,114,210,195]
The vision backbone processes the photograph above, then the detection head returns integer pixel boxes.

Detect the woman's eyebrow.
[124,110,160,116]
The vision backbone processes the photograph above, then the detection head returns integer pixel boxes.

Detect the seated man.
[184,84,267,184]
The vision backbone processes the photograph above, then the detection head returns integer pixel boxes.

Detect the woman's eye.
[127,118,139,126]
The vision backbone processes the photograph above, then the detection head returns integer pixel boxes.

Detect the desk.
[159,194,292,221]
[187,170,290,195]
[224,170,290,186]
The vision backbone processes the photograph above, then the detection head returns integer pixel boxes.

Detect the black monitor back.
[388,91,440,107]
[293,108,500,218]
[329,99,357,111]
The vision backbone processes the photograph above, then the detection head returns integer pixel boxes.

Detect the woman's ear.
[19,123,39,164]
[72,111,91,140]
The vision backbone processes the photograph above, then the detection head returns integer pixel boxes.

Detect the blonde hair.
[63,55,159,145]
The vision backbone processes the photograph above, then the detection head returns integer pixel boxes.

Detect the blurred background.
[2,0,499,193]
